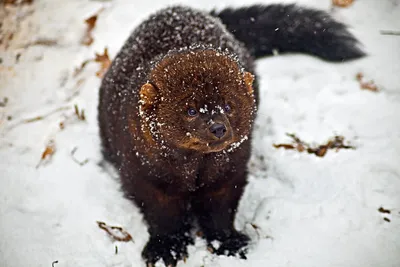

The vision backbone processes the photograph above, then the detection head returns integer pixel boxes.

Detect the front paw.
[206,230,250,259]
[142,232,193,267]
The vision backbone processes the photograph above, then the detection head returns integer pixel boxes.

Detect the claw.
[206,230,250,259]
[142,232,193,267]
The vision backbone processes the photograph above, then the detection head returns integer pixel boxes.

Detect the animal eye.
[224,104,231,113]
[187,107,197,116]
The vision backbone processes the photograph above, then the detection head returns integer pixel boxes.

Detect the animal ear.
[139,83,158,111]
[243,72,254,95]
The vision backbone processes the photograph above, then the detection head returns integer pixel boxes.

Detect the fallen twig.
[378,207,391,214]
[273,133,355,157]
[380,30,400,36]
[96,221,134,242]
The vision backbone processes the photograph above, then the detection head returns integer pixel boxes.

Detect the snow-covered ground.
[1,0,399,266]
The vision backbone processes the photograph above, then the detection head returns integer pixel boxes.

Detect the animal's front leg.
[123,176,193,267]
[192,172,249,258]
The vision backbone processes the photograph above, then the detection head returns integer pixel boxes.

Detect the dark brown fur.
[98,5,364,266]
[100,48,256,266]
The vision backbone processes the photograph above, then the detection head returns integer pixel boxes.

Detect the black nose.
[209,123,226,138]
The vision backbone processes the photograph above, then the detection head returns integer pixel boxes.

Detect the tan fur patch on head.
[178,135,236,153]
[139,83,158,111]
[243,72,254,95]
[179,137,204,151]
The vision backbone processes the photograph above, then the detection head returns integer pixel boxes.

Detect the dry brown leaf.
[332,0,354,8]
[74,48,111,78]
[36,139,56,168]
[95,48,111,78]
[82,15,97,46]
[356,72,379,92]
[81,8,104,46]
[360,81,379,92]
[96,221,133,242]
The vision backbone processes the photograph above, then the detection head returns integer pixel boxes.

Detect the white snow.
[1,0,399,267]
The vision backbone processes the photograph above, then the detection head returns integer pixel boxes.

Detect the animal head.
[139,49,256,153]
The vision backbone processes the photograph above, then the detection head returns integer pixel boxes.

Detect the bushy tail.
[211,4,365,62]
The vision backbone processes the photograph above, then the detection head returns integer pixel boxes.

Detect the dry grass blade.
[71,147,89,166]
[30,38,58,46]
[73,59,91,77]
[23,106,70,123]
[74,104,86,121]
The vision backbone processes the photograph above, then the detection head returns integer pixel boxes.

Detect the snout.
[209,123,226,138]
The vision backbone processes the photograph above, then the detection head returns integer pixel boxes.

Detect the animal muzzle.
[209,123,227,138]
